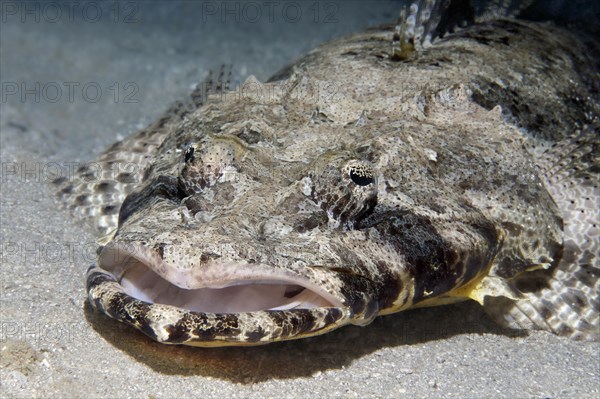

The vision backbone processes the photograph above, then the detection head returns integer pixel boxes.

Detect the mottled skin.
[56,15,598,345]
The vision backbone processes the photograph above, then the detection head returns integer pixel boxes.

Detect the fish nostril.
[153,243,166,260]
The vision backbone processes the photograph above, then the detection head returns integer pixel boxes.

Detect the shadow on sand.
[84,300,524,383]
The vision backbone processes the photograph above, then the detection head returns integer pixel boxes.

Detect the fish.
[53,0,599,346]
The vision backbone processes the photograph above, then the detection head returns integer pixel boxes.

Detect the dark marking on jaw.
[373,260,405,310]
[86,269,115,290]
[322,308,343,326]
[361,210,499,304]
[86,271,186,343]
[326,249,378,319]
[99,292,160,342]
[245,326,268,343]
[164,314,194,344]
[268,310,319,339]
[137,312,160,342]
[365,211,457,301]
[187,313,241,343]
[454,218,501,284]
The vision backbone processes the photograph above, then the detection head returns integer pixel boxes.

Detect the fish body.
[55,0,599,345]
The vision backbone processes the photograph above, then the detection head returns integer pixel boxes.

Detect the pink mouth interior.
[100,244,342,313]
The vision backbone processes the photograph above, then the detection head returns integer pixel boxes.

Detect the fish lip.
[96,241,347,312]
[86,265,353,346]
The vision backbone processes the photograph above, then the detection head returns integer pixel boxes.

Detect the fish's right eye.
[348,164,374,186]
[310,159,378,227]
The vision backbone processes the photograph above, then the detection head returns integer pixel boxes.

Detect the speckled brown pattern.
[55,1,598,345]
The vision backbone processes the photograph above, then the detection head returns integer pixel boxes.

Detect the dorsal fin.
[392,0,534,59]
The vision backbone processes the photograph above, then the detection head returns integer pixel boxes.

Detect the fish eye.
[184,146,195,163]
[348,164,374,186]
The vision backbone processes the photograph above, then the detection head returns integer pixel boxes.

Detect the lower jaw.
[86,265,352,346]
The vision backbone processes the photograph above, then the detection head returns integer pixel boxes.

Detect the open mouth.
[97,242,343,314]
